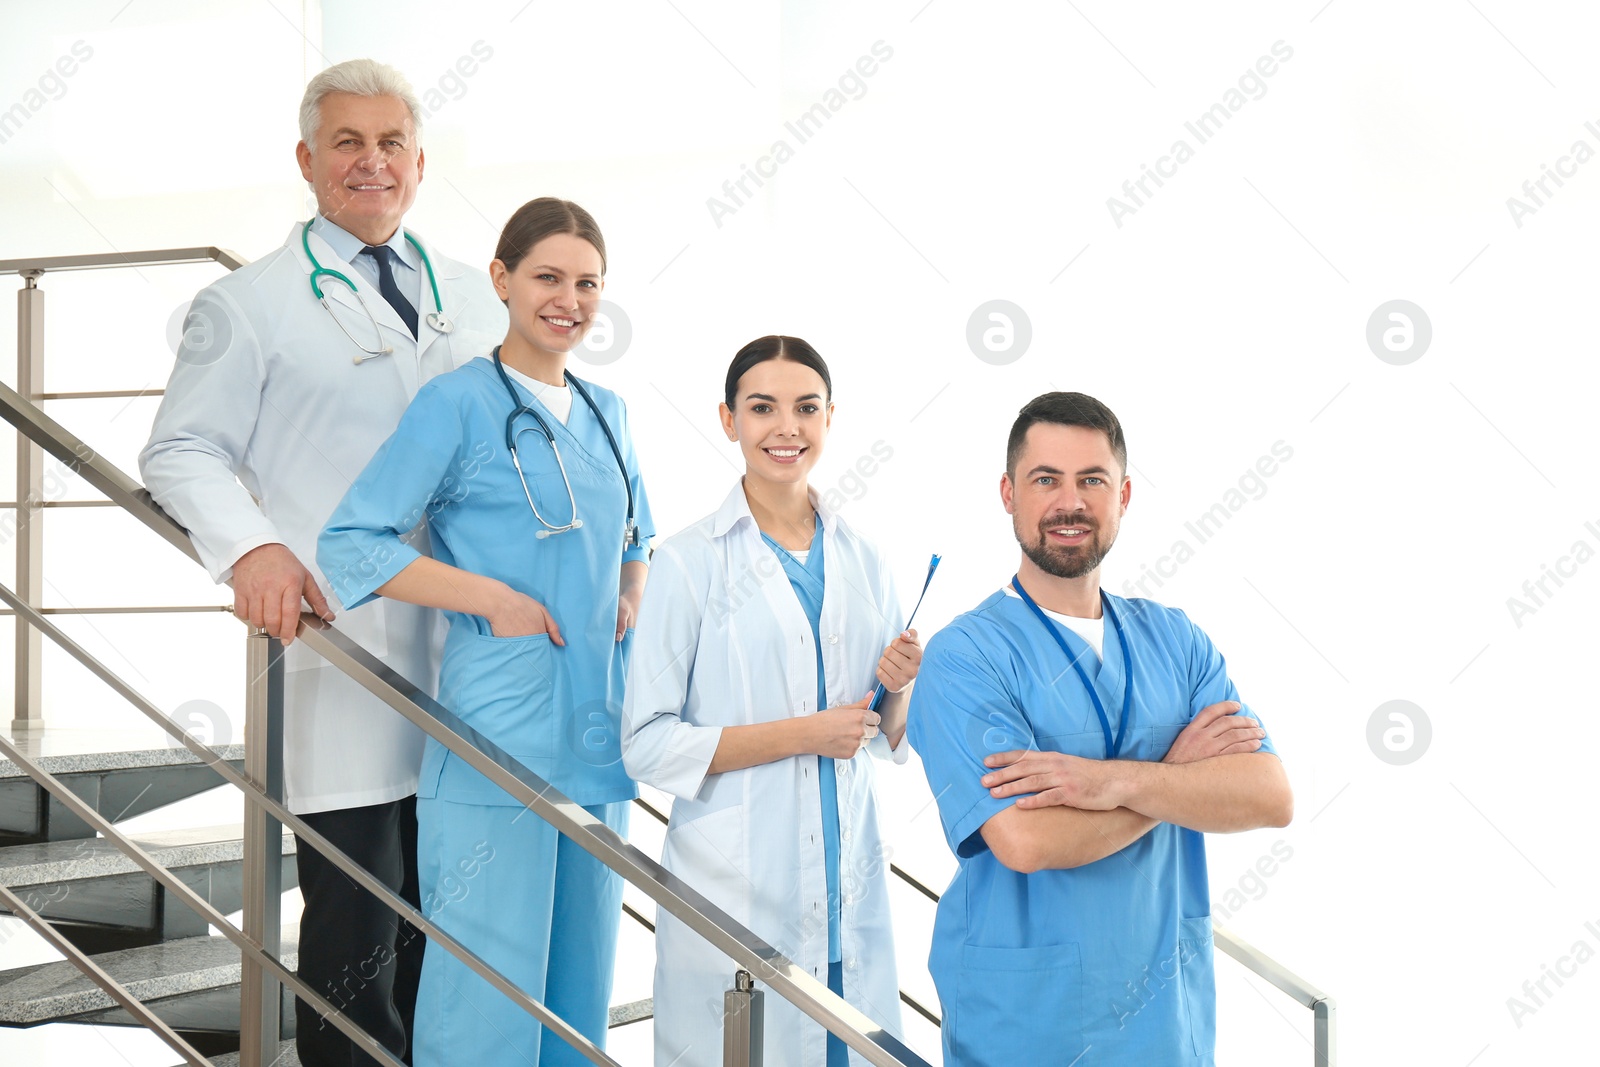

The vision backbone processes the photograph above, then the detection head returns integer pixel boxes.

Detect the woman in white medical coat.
[623,336,919,1067]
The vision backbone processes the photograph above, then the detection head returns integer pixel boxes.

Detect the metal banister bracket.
[723,969,765,1067]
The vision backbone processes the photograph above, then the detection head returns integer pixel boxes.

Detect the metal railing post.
[240,631,286,1065]
[1314,997,1336,1066]
[723,969,764,1067]
[12,271,44,730]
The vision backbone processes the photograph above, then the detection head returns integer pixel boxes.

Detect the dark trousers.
[294,795,423,1067]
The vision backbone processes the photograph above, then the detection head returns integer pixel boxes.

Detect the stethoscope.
[492,346,640,548]
[301,221,452,362]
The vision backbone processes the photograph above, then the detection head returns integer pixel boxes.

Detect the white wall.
[3,1,1598,1063]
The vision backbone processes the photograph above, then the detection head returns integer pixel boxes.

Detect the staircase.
[0,724,300,1056]
[0,721,671,1063]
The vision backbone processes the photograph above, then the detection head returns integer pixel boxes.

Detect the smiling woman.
[318,196,655,1067]
[491,198,608,380]
[623,335,922,1067]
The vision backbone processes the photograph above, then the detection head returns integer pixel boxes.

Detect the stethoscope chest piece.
[301,220,450,357]
[493,347,638,549]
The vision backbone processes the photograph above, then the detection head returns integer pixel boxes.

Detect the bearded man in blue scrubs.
[907,392,1293,1066]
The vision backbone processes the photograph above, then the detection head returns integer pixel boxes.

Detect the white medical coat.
[622,482,907,1067]
[139,221,507,814]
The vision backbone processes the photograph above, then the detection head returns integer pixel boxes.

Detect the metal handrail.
[8,249,242,730]
[0,717,411,1067]
[0,882,212,1063]
[0,582,622,1067]
[0,499,121,507]
[874,827,1334,1052]
[1217,925,1336,1065]
[630,794,946,1028]
[0,247,248,275]
[0,379,931,1066]
[637,792,1335,1058]
[871,819,1335,1062]
[39,390,164,400]
[0,606,230,615]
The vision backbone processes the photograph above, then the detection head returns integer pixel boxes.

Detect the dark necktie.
[361,243,418,338]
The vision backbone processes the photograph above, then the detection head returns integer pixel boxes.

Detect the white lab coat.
[140,222,507,814]
[623,483,907,1067]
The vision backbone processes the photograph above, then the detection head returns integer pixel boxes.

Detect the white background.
[2,1,1598,1064]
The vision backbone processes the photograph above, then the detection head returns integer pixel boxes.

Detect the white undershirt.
[504,364,573,424]
[1003,586,1104,660]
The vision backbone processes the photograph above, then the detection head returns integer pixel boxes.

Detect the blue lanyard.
[1010,576,1132,760]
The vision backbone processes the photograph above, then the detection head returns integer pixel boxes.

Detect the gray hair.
[298,59,423,147]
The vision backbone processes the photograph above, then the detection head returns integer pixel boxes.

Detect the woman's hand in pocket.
[487,586,565,644]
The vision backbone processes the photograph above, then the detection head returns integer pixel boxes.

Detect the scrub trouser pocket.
[1179,916,1218,1057]
[941,943,1087,1067]
[412,797,628,1067]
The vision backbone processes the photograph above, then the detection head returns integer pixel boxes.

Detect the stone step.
[609,996,653,1027]
[0,928,298,1027]
[206,1043,301,1067]
[0,824,296,952]
[0,823,294,889]
[197,999,654,1066]
[1,725,245,844]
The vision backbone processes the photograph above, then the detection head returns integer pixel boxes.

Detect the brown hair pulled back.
[724,335,833,409]
[495,197,607,276]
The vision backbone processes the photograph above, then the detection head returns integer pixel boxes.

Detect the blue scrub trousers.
[413,797,629,1067]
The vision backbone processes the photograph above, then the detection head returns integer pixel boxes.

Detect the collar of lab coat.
[310,214,418,273]
[709,478,839,541]
[285,221,469,341]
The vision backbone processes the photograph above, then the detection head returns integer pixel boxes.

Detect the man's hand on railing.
[233,542,334,645]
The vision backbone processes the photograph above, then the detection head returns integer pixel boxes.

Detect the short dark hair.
[1005,391,1127,477]
[495,197,607,276]
[723,335,833,408]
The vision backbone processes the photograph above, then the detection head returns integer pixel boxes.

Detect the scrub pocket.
[951,942,1086,1061]
[521,467,581,528]
[1036,730,1108,760]
[439,631,556,758]
[1144,724,1183,763]
[1178,915,1218,1056]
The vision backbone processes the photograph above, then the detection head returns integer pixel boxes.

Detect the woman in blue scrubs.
[623,336,920,1067]
[318,197,653,1067]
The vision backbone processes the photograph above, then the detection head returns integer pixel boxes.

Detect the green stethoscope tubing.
[301,220,449,356]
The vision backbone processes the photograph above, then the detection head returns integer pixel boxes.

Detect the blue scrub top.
[907,589,1276,1067]
[760,515,844,963]
[320,357,654,808]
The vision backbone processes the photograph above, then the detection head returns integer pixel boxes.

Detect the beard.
[1016,510,1114,579]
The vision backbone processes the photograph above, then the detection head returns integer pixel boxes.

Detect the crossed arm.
[978,702,1294,874]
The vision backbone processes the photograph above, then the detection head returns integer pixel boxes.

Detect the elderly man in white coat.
[139,59,506,1067]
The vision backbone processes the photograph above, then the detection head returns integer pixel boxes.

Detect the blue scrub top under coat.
[907,589,1277,1067]
[762,516,849,1067]
[319,357,654,808]
[760,515,843,963]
